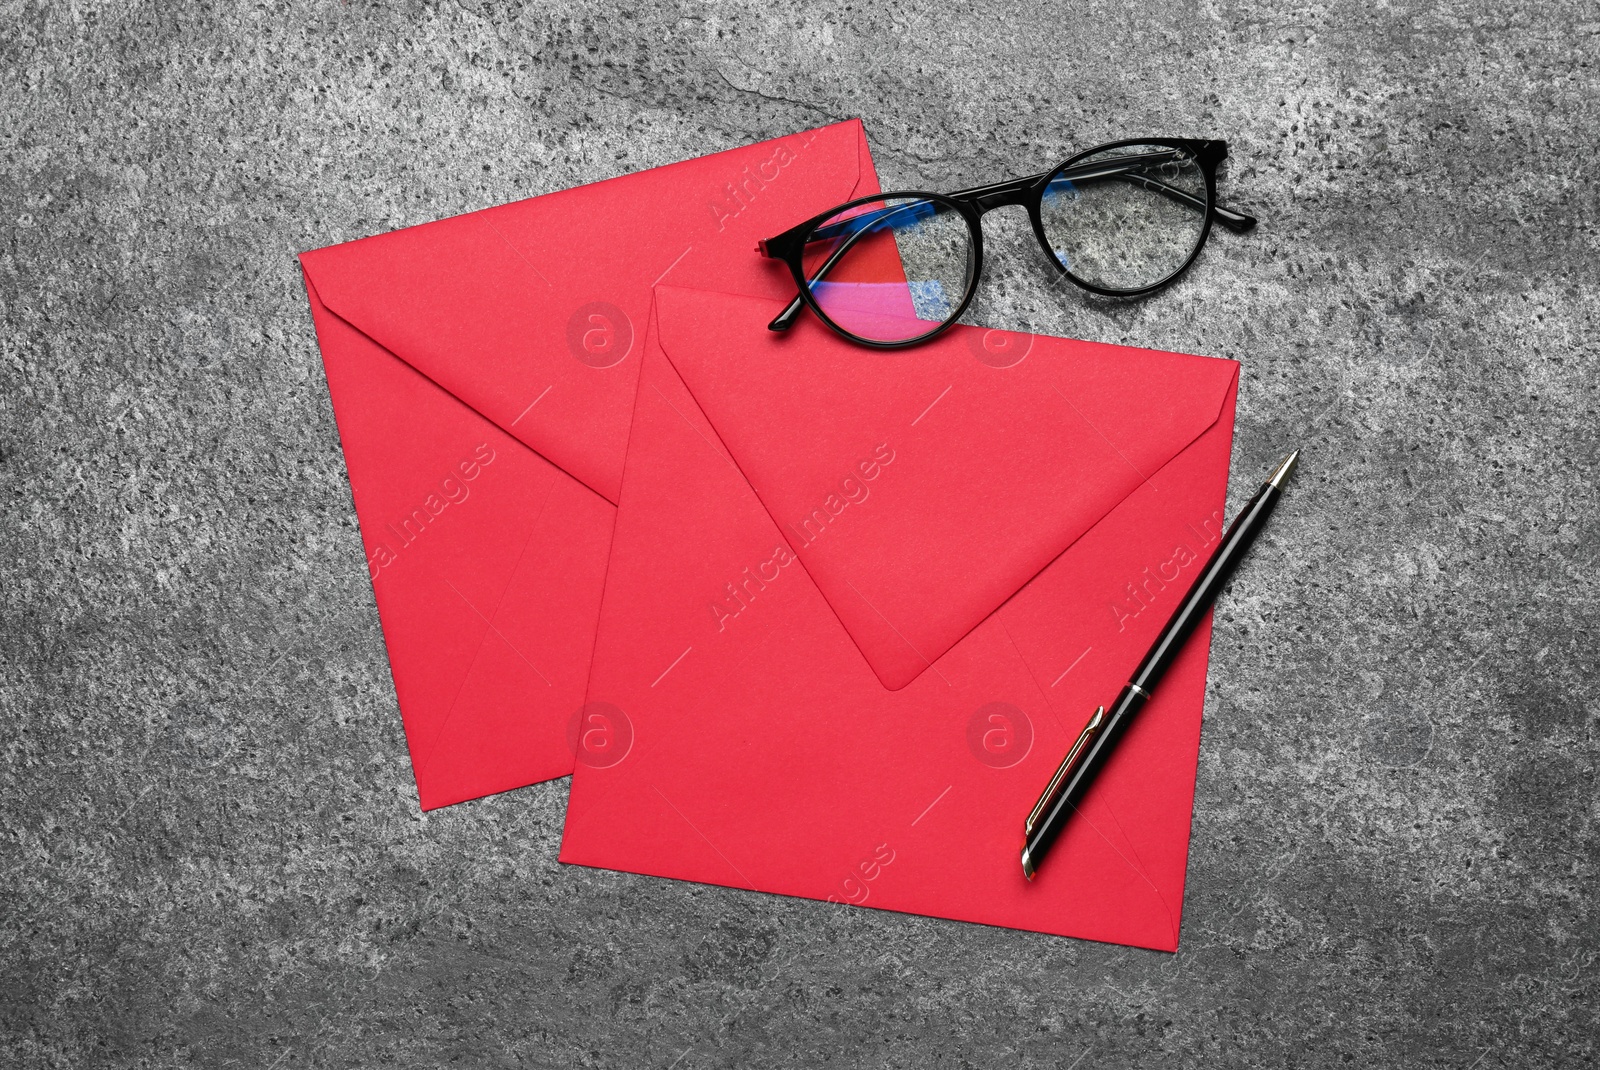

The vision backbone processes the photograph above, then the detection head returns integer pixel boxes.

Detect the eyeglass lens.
[799,196,977,345]
[1038,143,1209,293]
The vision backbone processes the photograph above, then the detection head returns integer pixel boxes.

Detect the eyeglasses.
[758,138,1256,348]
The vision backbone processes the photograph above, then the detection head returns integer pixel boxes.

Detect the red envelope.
[299,122,883,808]
[560,286,1239,947]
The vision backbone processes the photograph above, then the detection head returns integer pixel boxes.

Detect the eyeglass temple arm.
[769,296,807,333]
[1043,159,1257,233]
[1120,173,1257,232]
[766,199,933,332]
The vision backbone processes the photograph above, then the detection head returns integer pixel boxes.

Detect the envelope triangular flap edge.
[296,120,871,504]
[651,283,1241,690]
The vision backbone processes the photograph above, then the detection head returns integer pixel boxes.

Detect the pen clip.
[1024,705,1106,836]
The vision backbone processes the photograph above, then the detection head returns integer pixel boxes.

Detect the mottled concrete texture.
[3,1,1597,1067]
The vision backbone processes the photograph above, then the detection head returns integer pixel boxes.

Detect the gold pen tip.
[1267,449,1300,490]
[1021,847,1036,881]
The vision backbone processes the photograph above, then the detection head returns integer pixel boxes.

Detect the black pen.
[1022,450,1301,880]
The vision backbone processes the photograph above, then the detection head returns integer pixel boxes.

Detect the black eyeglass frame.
[757,137,1257,349]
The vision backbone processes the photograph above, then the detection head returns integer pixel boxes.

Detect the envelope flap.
[653,285,1240,690]
[298,121,872,504]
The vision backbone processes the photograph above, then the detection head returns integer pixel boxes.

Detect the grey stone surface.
[2,1,1597,1066]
